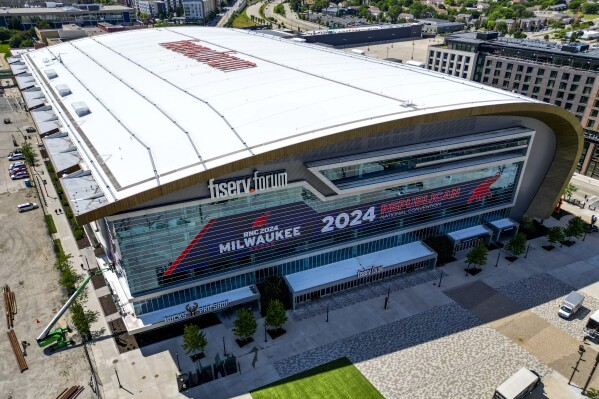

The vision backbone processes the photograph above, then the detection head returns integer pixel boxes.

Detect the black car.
[25,127,36,133]
[3,118,10,124]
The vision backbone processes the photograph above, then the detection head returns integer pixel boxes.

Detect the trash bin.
[24,179,31,188]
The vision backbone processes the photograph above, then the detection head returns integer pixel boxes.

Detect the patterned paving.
[275,303,550,399]
[289,268,441,321]
[497,273,599,341]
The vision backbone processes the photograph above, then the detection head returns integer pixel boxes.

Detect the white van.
[494,368,540,399]
[17,202,38,213]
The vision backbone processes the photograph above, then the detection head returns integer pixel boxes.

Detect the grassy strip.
[44,214,57,234]
[251,358,384,399]
[232,7,258,28]
[0,42,9,59]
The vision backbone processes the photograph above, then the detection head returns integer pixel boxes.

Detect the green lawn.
[250,358,384,399]
[0,42,10,59]
[231,7,258,28]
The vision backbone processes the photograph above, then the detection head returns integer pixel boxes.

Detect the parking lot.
[0,92,89,398]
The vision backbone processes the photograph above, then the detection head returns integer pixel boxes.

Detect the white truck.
[493,367,540,399]
[558,291,585,319]
[584,309,599,340]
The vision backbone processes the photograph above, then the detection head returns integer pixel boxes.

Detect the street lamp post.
[176,351,181,372]
[264,322,267,343]
[569,345,586,385]
[524,243,531,258]
[326,305,329,322]
[114,367,123,389]
[223,336,227,357]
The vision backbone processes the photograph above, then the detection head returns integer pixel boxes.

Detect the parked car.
[17,202,38,212]
[8,161,25,171]
[8,153,25,161]
[10,171,28,180]
[3,118,10,124]
[25,127,36,133]
[11,148,22,155]
[10,167,27,175]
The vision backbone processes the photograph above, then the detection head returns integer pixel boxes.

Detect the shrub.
[53,239,64,256]
[70,218,78,229]
[65,208,74,219]
[46,163,54,173]
[60,198,69,207]
[74,227,85,241]
[44,214,57,234]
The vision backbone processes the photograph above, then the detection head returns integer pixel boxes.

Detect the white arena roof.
[23,27,541,218]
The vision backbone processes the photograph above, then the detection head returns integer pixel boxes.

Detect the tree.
[265,299,287,332]
[505,233,526,258]
[274,3,285,15]
[58,263,83,295]
[564,216,585,241]
[513,30,526,39]
[181,324,208,369]
[564,183,578,199]
[0,27,11,42]
[21,142,37,167]
[547,226,565,248]
[233,308,257,342]
[36,20,51,29]
[584,388,599,398]
[70,300,99,341]
[495,21,508,35]
[583,2,599,14]
[387,5,401,23]
[465,243,488,270]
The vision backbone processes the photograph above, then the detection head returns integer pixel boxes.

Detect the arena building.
[16,27,582,334]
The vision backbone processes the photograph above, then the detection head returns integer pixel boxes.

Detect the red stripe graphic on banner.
[162,218,217,276]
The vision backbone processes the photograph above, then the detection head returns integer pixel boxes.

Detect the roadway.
[216,0,245,27]
[260,0,324,32]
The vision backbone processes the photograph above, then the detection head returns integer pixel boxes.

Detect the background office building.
[427,32,599,179]
[0,5,133,29]
[18,28,581,334]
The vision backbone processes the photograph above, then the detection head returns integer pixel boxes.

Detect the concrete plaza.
[81,213,599,399]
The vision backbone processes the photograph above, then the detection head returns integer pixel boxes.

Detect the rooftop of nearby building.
[0,5,132,14]
[443,32,599,60]
[22,27,542,218]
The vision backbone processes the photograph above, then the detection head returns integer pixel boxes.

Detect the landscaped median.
[250,357,383,399]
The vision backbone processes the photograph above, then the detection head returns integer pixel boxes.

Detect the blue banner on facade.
[163,170,512,276]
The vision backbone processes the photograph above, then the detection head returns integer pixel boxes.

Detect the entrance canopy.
[285,241,436,295]
[488,218,518,230]
[125,285,260,333]
[447,225,493,242]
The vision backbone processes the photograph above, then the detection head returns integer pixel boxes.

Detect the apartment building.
[427,32,599,179]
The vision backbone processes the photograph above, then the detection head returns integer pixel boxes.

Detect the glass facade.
[114,159,523,305]
[319,136,529,189]
[132,207,509,316]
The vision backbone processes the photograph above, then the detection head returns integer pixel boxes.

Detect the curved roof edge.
[75,102,582,225]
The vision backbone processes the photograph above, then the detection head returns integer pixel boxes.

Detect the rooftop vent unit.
[71,101,91,117]
[476,31,498,40]
[561,43,590,53]
[56,84,71,97]
[45,69,58,79]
